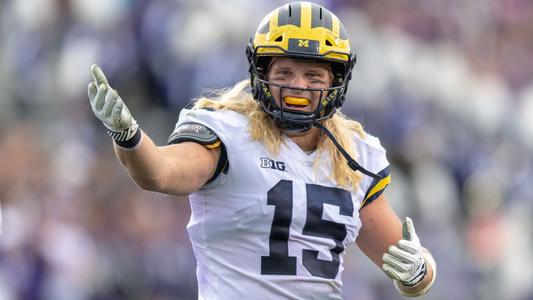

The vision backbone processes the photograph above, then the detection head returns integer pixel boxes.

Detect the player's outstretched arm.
[356,195,436,297]
[88,65,220,196]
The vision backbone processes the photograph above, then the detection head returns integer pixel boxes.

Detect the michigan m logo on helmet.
[298,39,310,48]
[246,1,357,132]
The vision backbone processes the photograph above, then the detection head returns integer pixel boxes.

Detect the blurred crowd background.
[0,0,532,299]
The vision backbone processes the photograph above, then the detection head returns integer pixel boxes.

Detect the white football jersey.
[170,108,390,300]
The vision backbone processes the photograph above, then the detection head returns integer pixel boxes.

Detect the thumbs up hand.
[382,217,427,286]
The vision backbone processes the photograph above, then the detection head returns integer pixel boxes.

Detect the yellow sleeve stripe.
[204,140,221,149]
[360,175,391,208]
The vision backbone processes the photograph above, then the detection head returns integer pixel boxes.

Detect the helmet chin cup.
[271,108,316,132]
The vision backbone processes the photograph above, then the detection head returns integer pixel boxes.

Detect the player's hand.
[88,64,134,132]
[88,64,140,146]
[382,217,427,286]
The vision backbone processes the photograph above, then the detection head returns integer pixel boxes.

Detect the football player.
[88,2,436,299]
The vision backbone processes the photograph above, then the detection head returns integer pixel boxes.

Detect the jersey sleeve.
[168,107,244,144]
[358,134,391,210]
[166,107,244,189]
[168,122,222,148]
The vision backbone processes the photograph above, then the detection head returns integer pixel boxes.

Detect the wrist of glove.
[382,217,436,296]
[88,64,142,149]
[106,119,142,149]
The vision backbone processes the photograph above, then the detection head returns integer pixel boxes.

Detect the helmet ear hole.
[325,39,333,46]
[275,35,283,42]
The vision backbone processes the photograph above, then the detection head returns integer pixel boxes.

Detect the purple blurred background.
[1,0,532,299]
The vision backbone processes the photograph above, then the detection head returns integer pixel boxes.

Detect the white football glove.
[382,217,427,286]
[88,64,140,146]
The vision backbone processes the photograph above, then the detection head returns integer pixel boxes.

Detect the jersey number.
[260,180,354,279]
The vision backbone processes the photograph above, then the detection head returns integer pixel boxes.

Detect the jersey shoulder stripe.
[359,166,391,210]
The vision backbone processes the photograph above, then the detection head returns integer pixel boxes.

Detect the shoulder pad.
[168,122,220,148]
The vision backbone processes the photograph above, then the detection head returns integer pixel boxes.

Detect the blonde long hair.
[193,80,367,192]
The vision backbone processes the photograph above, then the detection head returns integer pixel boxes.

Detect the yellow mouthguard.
[284,96,310,106]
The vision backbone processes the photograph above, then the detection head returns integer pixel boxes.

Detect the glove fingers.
[382,264,402,281]
[93,84,108,112]
[383,253,410,272]
[91,64,109,86]
[102,89,118,118]
[88,82,97,104]
[387,245,417,264]
[398,240,419,254]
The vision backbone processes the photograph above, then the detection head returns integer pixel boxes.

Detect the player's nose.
[288,74,308,90]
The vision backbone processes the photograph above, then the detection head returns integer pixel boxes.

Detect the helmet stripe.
[301,2,312,29]
[311,4,333,31]
[270,8,280,33]
[277,2,301,27]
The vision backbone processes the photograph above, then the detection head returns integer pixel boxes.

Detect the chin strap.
[313,122,383,180]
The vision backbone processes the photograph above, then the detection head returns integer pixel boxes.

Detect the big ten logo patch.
[260,157,286,172]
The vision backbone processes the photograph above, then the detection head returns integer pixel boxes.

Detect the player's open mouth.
[283,96,310,109]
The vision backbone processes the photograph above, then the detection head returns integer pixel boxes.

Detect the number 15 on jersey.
[261,180,354,279]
